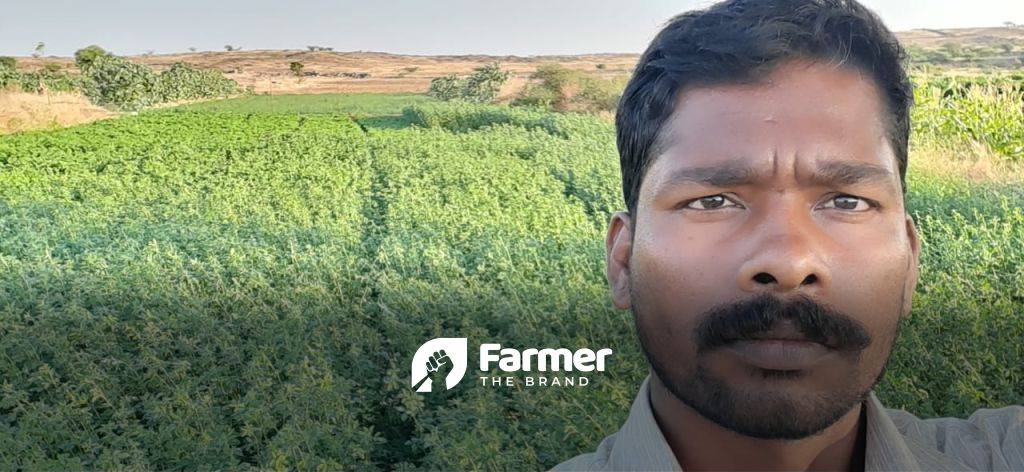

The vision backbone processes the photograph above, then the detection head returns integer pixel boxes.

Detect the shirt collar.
[607,374,968,471]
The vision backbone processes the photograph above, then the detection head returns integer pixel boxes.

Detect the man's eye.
[821,195,872,212]
[684,195,740,210]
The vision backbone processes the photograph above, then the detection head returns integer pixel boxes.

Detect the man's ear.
[606,211,634,310]
[901,212,921,317]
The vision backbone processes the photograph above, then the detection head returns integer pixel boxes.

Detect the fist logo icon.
[411,338,468,392]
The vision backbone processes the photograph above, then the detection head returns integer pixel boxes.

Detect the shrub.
[0,64,17,90]
[573,76,624,113]
[512,64,623,112]
[427,62,510,103]
[426,74,461,101]
[913,74,1024,161]
[459,62,510,103]
[290,61,305,77]
[80,54,160,111]
[17,69,87,94]
[513,64,578,110]
[156,62,240,102]
[0,56,16,70]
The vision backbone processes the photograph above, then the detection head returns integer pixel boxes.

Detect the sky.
[2,0,1023,57]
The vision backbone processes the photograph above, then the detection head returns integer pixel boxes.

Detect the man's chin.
[656,366,871,440]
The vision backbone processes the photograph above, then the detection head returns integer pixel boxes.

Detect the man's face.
[605,60,921,439]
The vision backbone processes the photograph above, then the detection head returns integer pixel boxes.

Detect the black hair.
[616,0,914,219]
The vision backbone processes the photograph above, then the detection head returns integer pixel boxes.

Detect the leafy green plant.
[79,54,161,111]
[156,62,240,102]
[427,62,510,103]
[426,74,461,101]
[513,64,622,112]
[913,73,1024,161]
[289,61,305,77]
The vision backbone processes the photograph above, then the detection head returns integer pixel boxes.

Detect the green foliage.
[427,62,510,103]
[156,62,240,102]
[0,56,16,70]
[425,74,460,101]
[73,54,241,110]
[0,64,17,89]
[513,63,623,112]
[573,75,624,113]
[79,54,160,111]
[0,90,1020,469]
[913,73,1024,161]
[74,45,109,71]
[289,61,305,77]
[514,63,575,110]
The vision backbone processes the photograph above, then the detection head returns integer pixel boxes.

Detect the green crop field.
[0,78,1022,469]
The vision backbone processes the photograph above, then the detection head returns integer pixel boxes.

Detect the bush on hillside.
[17,69,88,94]
[156,62,240,102]
[74,45,109,71]
[427,62,510,103]
[513,63,623,113]
[80,54,161,111]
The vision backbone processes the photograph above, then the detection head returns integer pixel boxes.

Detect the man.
[553,0,1024,470]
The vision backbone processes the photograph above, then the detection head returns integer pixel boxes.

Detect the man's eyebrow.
[656,161,759,190]
[655,160,896,193]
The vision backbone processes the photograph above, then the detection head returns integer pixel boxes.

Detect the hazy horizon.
[3,0,1023,58]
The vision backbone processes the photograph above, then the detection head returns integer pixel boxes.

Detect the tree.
[224,45,236,52]
[32,41,45,58]
[75,45,108,71]
[289,61,305,76]
[188,47,197,52]
[426,62,510,103]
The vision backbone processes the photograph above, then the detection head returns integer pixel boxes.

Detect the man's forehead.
[645,62,899,190]
[647,155,897,198]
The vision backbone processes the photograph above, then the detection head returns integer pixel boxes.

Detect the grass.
[0,90,111,135]
[0,88,1020,469]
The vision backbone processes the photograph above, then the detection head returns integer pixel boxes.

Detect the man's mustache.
[693,292,872,353]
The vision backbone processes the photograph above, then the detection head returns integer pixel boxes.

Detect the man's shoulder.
[883,402,1024,470]
[548,433,617,471]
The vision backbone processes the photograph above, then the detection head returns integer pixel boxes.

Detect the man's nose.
[736,208,831,294]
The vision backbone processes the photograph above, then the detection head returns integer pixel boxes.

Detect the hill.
[7,27,1022,96]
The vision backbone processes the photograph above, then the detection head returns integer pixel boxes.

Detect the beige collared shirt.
[552,375,1024,471]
